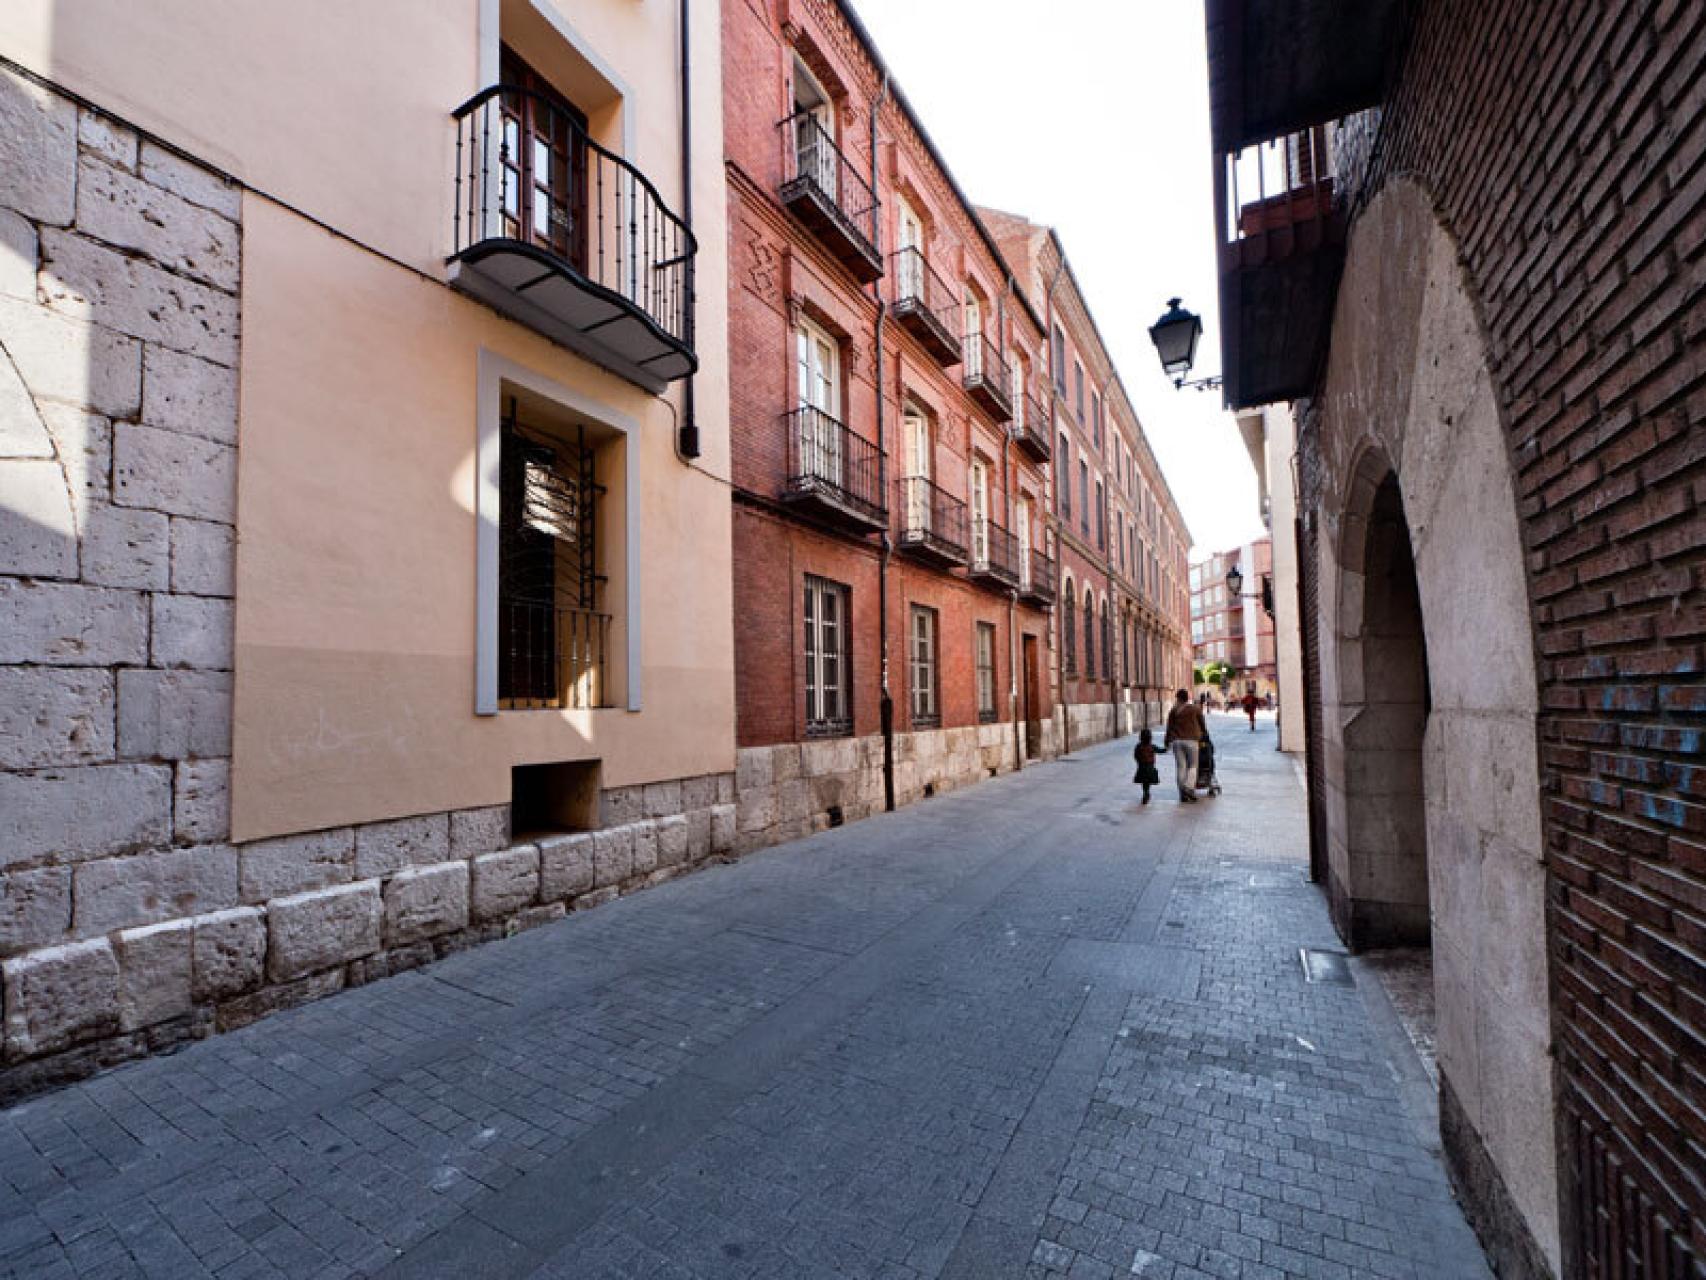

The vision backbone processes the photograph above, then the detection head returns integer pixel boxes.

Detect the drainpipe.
[1100,371,1119,738]
[999,282,1022,773]
[1044,248,1069,755]
[870,74,895,812]
[676,0,700,459]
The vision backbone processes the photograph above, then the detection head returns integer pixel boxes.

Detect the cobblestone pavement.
[1,718,1493,1280]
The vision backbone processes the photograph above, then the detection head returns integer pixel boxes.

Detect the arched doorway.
[1335,461,1430,947]
[1311,179,1560,1273]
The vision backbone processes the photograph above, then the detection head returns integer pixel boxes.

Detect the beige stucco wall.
[3,1,736,843]
[1263,406,1306,754]
[0,1,710,284]
[1312,180,1558,1269]
[231,198,733,841]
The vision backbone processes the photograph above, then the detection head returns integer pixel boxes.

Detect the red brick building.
[983,212,1196,746]
[1204,1,1706,1276]
[722,0,1055,847]
[1190,539,1277,699]
[721,0,1192,848]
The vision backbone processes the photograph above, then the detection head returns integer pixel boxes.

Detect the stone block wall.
[1,778,737,1102]
[0,72,755,1101]
[733,722,1029,854]
[0,70,243,1094]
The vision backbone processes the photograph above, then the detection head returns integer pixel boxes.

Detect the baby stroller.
[1196,731,1222,797]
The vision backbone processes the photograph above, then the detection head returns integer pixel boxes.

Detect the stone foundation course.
[0,787,737,1103]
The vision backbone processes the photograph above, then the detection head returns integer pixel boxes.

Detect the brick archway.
[1332,449,1431,947]
[1311,178,1559,1275]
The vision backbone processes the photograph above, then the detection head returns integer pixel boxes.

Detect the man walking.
[1163,689,1204,803]
[1242,690,1259,731]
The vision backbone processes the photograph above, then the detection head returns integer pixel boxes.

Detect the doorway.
[1023,634,1042,760]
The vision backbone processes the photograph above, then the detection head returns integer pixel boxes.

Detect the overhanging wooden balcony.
[896,476,969,567]
[1205,0,1406,154]
[890,248,962,366]
[448,86,696,395]
[779,112,883,283]
[782,406,887,533]
[1215,127,1346,409]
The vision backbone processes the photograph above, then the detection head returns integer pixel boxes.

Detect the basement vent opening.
[512,760,601,841]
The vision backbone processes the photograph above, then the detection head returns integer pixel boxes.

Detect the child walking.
[1133,729,1161,804]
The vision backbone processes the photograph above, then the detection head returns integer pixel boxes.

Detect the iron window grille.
[805,574,853,736]
[1064,588,1077,674]
[1083,593,1096,677]
[975,622,997,724]
[497,401,609,710]
[910,605,939,728]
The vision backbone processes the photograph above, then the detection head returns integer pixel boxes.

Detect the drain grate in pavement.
[1300,947,1353,985]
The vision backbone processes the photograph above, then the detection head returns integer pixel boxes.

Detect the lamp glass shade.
[1225,566,1244,596]
[1148,298,1203,379]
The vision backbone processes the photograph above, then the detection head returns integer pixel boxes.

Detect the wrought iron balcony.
[896,476,969,567]
[498,601,611,710]
[1020,549,1057,607]
[968,518,1022,591]
[962,330,1012,421]
[1010,392,1051,463]
[449,86,696,394]
[1215,126,1345,408]
[779,111,883,282]
[889,248,962,366]
[782,406,887,532]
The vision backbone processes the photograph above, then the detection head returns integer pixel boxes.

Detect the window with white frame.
[910,605,939,726]
[804,574,851,735]
[975,622,997,722]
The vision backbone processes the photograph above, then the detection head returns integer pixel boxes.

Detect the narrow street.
[0,722,1492,1280]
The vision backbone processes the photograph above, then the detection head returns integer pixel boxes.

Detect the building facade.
[1190,539,1277,700]
[1204,1,1706,1276]
[983,210,1196,744]
[0,0,736,1098]
[1237,405,1305,752]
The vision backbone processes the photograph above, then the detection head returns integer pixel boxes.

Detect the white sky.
[850,0,1267,560]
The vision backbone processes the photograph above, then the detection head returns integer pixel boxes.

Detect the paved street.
[1,720,1492,1280]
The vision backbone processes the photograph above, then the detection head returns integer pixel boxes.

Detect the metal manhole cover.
[1299,947,1353,985]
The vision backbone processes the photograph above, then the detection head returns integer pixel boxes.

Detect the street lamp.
[1225,564,1273,619]
[1148,298,1221,392]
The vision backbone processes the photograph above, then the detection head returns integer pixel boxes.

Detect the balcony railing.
[498,601,611,710]
[1020,549,1058,606]
[1214,126,1345,409]
[969,518,1022,591]
[1010,393,1051,463]
[896,476,969,567]
[962,330,1012,420]
[889,248,961,365]
[779,111,883,281]
[783,406,887,531]
[450,85,696,390]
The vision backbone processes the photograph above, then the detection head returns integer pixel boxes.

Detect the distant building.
[1189,540,1275,699]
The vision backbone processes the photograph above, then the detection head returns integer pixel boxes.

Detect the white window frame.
[805,574,852,734]
[475,350,640,715]
[975,621,997,721]
[969,457,990,566]
[910,604,938,724]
